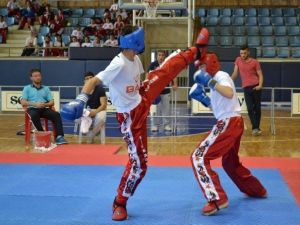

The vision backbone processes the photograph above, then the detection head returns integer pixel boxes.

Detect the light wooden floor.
[0,110,299,157]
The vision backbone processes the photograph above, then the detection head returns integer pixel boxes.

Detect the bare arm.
[231,65,239,81]
[254,69,264,90]
[82,77,101,94]
[215,84,234,99]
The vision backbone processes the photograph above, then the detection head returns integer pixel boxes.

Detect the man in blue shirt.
[21,68,67,145]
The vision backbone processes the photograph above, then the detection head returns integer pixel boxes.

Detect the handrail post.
[270,87,276,135]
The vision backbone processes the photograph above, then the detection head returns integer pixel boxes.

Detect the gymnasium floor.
[0,108,299,225]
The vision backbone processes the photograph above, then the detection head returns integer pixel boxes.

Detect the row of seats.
[207,25,300,36]
[203,15,299,26]
[198,7,300,17]
[256,47,300,58]
[209,35,300,47]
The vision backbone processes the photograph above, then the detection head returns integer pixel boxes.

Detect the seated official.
[84,72,107,143]
[21,68,68,145]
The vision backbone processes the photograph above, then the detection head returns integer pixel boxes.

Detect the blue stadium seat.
[95,8,105,18]
[220,36,233,47]
[258,16,271,26]
[256,47,262,57]
[233,8,244,16]
[275,36,289,47]
[219,16,231,26]
[197,8,206,17]
[62,35,71,46]
[282,8,296,16]
[262,47,276,57]
[277,47,290,58]
[67,17,79,26]
[232,16,244,25]
[0,8,8,16]
[79,18,91,27]
[248,36,260,47]
[285,16,297,26]
[220,8,232,16]
[0,34,2,43]
[37,34,44,46]
[207,8,219,16]
[207,26,219,35]
[200,17,205,26]
[274,26,287,36]
[245,16,257,26]
[208,35,218,46]
[5,17,14,26]
[71,9,83,18]
[245,8,257,16]
[271,16,284,26]
[63,27,74,36]
[287,26,300,35]
[259,26,273,36]
[39,26,50,36]
[247,26,259,35]
[232,26,246,35]
[83,9,95,18]
[283,8,295,17]
[206,16,218,26]
[50,36,56,44]
[289,36,300,47]
[291,47,300,57]
[261,36,274,46]
[258,8,269,16]
[220,26,232,35]
[233,36,247,46]
[271,8,283,17]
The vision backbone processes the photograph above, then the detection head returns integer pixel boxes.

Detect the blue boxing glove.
[60,93,89,121]
[189,83,211,107]
[193,69,218,90]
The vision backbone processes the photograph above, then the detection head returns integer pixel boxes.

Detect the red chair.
[24,108,56,147]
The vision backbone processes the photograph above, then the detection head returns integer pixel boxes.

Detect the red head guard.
[203,53,221,76]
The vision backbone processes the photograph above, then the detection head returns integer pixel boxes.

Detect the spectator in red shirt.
[0,15,8,43]
[231,44,264,136]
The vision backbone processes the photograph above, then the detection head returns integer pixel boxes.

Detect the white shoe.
[252,128,262,136]
[151,126,158,132]
[164,125,172,132]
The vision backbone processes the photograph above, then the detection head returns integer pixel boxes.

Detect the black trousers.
[243,85,262,130]
[27,108,64,137]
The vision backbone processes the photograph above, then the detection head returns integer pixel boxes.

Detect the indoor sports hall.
[0,0,299,224]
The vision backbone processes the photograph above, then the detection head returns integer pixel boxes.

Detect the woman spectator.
[113,15,124,37]
[18,1,35,30]
[102,17,113,36]
[69,36,80,47]
[51,35,65,56]
[71,25,84,43]
[39,4,52,26]
[42,35,53,57]
[103,34,118,47]
[7,0,20,20]
[91,36,103,47]
[0,16,8,43]
[83,18,98,36]
[81,36,92,47]
[21,30,37,56]
[49,15,64,36]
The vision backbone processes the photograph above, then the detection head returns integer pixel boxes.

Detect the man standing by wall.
[147,50,177,132]
[231,45,264,136]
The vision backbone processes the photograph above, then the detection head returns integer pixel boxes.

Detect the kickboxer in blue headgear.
[61,25,210,221]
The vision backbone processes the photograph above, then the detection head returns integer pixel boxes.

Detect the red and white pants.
[115,48,197,198]
[191,116,266,202]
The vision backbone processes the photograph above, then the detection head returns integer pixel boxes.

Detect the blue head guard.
[119,27,145,54]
